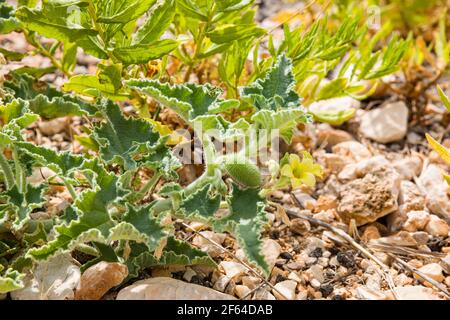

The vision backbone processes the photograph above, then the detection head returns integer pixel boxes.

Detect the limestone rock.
[272,280,297,300]
[392,156,422,180]
[418,165,450,221]
[11,254,80,300]
[219,261,247,279]
[262,239,281,270]
[360,101,408,143]
[316,123,354,148]
[320,153,350,174]
[416,263,444,283]
[387,180,425,232]
[338,155,392,182]
[309,97,361,126]
[356,286,389,300]
[117,278,236,300]
[441,254,450,274]
[392,286,440,300]
[253,288,276,300]
[37,118,68,136]
[403,210,430,232]
[332,141,372,162]
[213,275,231,292]
[338,168,400,226]
[290,218,311,235]
[192,231,227,258]
[75,262,128,300]
[424,215,450,237]
[234,285,251,299]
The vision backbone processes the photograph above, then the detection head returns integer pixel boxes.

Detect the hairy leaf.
[214,183,269,275]
[3,184,47,229]
[117,204,169,251]
[126,79,237,123]
[92,100,160,169]
[15,142,85,176]
[0,2,21,34]
[178,185,221,222]
[251,108,310,143]
[126,237,215,278]
[240,54,301,110]
[0,269,25,294]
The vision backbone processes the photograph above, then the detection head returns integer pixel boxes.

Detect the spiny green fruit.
[222,155,262,188]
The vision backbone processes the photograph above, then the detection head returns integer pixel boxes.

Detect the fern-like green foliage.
[15,0,178,65]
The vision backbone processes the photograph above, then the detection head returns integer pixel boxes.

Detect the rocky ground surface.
[1,1,450,301]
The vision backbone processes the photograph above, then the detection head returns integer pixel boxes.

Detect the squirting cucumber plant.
[0,0,413,294]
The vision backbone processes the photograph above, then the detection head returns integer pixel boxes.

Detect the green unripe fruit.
[222,155,262,188]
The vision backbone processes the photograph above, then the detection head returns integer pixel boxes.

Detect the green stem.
[24,30,71,77]
[130,172,162,203]
[87,0,117,62]
[63,178,78,201]
[152,198,174,214]
[12,148,24,193]
[0,148,14,189]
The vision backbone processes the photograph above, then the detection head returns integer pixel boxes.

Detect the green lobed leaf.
[240,54,301,111]
[126,79,237,123]
[176,0,208,21]
[213,183,269,275]
[115,204,169,251]
[126,237,215,279]
[0,48,25,61]
[1,184,47,230]
[28,94,96,119]
[0,269,25,294]
[215,0,254,12]
[251,108,311,143]
[15,141,85,176]
[177,185,221,222]
[0,2,21,34]
[26,170,118,261]
[92,100,160,169]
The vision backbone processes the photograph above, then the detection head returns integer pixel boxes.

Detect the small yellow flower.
[280,152,323,189]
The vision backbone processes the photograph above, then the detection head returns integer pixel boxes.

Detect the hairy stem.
[0,148,14,189]
[12,148,25,193]
[130,172,162,203]
[63,178,78,201]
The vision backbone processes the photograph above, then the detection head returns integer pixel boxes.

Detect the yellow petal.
[289,154,301,168]
[299,172,316,187]
[280,165,294,178]
[291,178,304,189]
[310,164,324,177]
[444,173,450,186]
